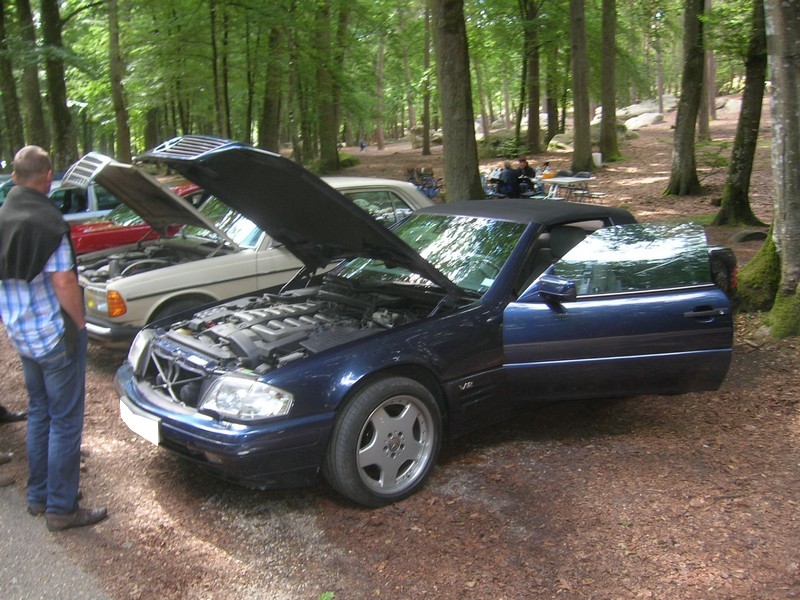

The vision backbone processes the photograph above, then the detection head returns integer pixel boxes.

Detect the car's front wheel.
[323,376,442,507]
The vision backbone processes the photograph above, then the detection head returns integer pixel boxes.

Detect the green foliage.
[319,592,335,600]
[2,0,759,166]
[337,153,360,168]
[696,140,731,178]
[477,129,523,159]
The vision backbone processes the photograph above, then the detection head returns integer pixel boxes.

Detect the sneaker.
[0,472,14,487]
[0,452,12,466]
[46,507,108,532]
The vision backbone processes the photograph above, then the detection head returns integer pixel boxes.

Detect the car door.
[502,223,734,402]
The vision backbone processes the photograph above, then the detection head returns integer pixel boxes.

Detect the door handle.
[683,307,728,319]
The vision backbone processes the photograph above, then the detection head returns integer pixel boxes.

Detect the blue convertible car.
[116,136,736,506]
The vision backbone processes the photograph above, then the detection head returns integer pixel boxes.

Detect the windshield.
[181,196,264,249]
[338,213,526,294]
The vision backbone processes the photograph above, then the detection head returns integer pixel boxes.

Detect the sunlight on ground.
[617,175,669,186]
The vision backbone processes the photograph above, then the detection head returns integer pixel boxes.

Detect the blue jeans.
[21,328,88,515]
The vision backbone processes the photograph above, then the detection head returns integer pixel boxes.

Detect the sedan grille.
[145,345,212,407]
[142,135,236,160]
[61,152,114,188]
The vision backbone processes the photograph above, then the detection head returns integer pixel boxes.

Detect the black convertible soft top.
[416,198,636,227]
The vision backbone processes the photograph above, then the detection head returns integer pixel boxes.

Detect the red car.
[70,183,206,255]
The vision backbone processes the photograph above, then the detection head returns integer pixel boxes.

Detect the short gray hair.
[12,146,52,182]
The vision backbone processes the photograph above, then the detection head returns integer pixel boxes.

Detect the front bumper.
[114,362,335,489]
[86,318,141,349]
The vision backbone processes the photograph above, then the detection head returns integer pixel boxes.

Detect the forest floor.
[2,98,800,599]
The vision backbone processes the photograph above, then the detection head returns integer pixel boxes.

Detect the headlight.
[85,287,127,317]
[199,377,293,421]
[84,286,108,315]
[127,329,154,373]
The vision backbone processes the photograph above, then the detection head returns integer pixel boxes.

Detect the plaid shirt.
[0,234,74,359]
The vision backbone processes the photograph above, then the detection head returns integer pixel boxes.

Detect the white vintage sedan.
[64,137,433,348]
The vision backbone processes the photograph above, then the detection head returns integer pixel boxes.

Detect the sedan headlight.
[199,377,293,421]
[127,329,154,374]
[85,286,127,317]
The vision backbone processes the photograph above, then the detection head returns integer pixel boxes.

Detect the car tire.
[323,376,442,507]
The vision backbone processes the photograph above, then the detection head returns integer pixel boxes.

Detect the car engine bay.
[136,280,443,408]
[161,282,436,370]
[78,240,233,283]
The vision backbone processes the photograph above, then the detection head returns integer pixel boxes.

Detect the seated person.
[495,161,521,197]
[517,157,536,179]
[517,157,536,195]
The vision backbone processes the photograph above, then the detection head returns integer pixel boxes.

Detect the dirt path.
[2,100,797,600]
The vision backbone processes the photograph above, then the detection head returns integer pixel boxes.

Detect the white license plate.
[119,399,161,446]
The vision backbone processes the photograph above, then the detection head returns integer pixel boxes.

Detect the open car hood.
[137,135,462,296]
[60,153,236,245]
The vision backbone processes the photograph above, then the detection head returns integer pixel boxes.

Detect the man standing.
[0,146,106,531]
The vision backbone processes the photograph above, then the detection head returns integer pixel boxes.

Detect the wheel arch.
[145,292,218,324]
[335,364,450,434]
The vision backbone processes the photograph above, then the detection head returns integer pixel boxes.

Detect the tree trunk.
[738,227,780,312]
[763,0,800,337]
[514,59,527,146]
[699,0,716,136]
[474,62,490,140]
[375,36,386,152]
[599,0,621,162]
[0,0,24,154]
[545,42,559,143]
[333,5,350,147]
[522,0,541,154]
[502,77,512,130]
[569,0,592,173]
[108,0,131,162]
[40,0,77,170]
[316,0,340,170]
[221,9,231,138]
[15,0,47,148]
[429,0,483,201]
[664,0,704,196]
[422,6,432,156]
[258,27,283,152]
[712,0,766,227]
[209,0,221,135]
[399,11,417,135]
[656,45,664,114]
[144,108,160,150]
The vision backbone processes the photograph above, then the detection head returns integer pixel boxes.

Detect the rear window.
[551,223,712,295]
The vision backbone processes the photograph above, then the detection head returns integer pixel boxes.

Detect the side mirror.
[538,275,577,304]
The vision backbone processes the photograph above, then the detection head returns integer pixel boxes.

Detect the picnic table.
[523,175,607,203]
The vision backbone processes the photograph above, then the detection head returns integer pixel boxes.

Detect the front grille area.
[145,346,211,407]
[146,135,234,159]
[62,152,112,187]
